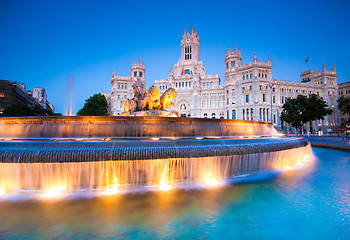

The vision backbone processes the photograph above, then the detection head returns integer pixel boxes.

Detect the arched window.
[250,74,252,78]
[184,69,192,75]
[246,74,249,79]
[232,110,236,120]
[243,75,245,80]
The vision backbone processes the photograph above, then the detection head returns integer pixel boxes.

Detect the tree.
[305,94,333,123]
[77,93,108,116]
[337,96,350,117]
[281,94,332,133]
[2,103,34,116]
[2,103,57,117]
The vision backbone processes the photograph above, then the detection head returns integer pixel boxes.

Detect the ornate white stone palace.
[108,28,339,133]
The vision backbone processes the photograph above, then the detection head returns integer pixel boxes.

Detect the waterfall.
[0,144,312,193]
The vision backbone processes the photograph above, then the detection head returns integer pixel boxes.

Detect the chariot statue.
[120,78,179,117]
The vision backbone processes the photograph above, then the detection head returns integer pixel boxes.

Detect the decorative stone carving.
[120,79,178,117]
[159,88,177,110]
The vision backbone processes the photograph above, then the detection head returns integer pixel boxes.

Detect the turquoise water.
[0,147,349,239]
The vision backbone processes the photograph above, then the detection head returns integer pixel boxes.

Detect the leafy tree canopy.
[77,93,108,116]
[2,103,56,117]
[281,94,332,132]
[337,96,350,116]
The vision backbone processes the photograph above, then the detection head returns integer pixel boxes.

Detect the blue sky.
[1,0,349,114]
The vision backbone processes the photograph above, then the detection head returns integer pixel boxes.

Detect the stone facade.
[109,28,340,133]
[109,59,146,115]
[338,81,350,123]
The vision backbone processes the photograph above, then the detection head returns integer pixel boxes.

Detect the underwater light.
[303,155,310,162]
[205,177,220,185]
[102,184,119,195]
[42,188,61,198]
[283,165,293,170]
[159,183,173,191]
[296,160,304,166]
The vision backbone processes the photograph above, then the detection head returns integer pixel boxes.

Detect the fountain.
[0,80,312,197]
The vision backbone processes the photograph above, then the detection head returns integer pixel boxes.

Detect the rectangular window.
[231,61,235,68]
[176,83,178,88]
[246,95,249,103]
[134,72,137,77]
[232,110,236,120]
[139,72,143,77]
[273,96,275,103]
[189,82,191,87]
[263,94,266,102]
[232,97,235,105]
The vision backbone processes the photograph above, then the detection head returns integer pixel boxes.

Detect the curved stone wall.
[0,116,277,138]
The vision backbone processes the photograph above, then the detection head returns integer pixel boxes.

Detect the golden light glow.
[4,139,12,141]
[42,188,62,198]
[75,138,83,141]
[303,155,310,162]
[159,182,173,191]
[283,165,293,170]
[205,177,220,185]
[295,160,304,166]
[151,138,160,141]
[102,185,119,195]
[0,189,5,195]
[196,137,203,140]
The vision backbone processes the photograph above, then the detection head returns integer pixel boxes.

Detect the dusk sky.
[1,0,349,114]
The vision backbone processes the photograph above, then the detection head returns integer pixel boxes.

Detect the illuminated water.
[0,147,348,239]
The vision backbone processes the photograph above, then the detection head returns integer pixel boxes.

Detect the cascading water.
[0,116,312,197]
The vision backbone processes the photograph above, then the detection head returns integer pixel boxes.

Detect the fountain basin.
[0,116,277,138]
[0,116,311,195]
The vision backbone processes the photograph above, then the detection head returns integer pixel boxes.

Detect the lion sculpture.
[123,98,137,112]
[159,88,177,110]
[142,86,160,110]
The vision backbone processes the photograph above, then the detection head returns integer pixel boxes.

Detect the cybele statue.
[121,78,179,117]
